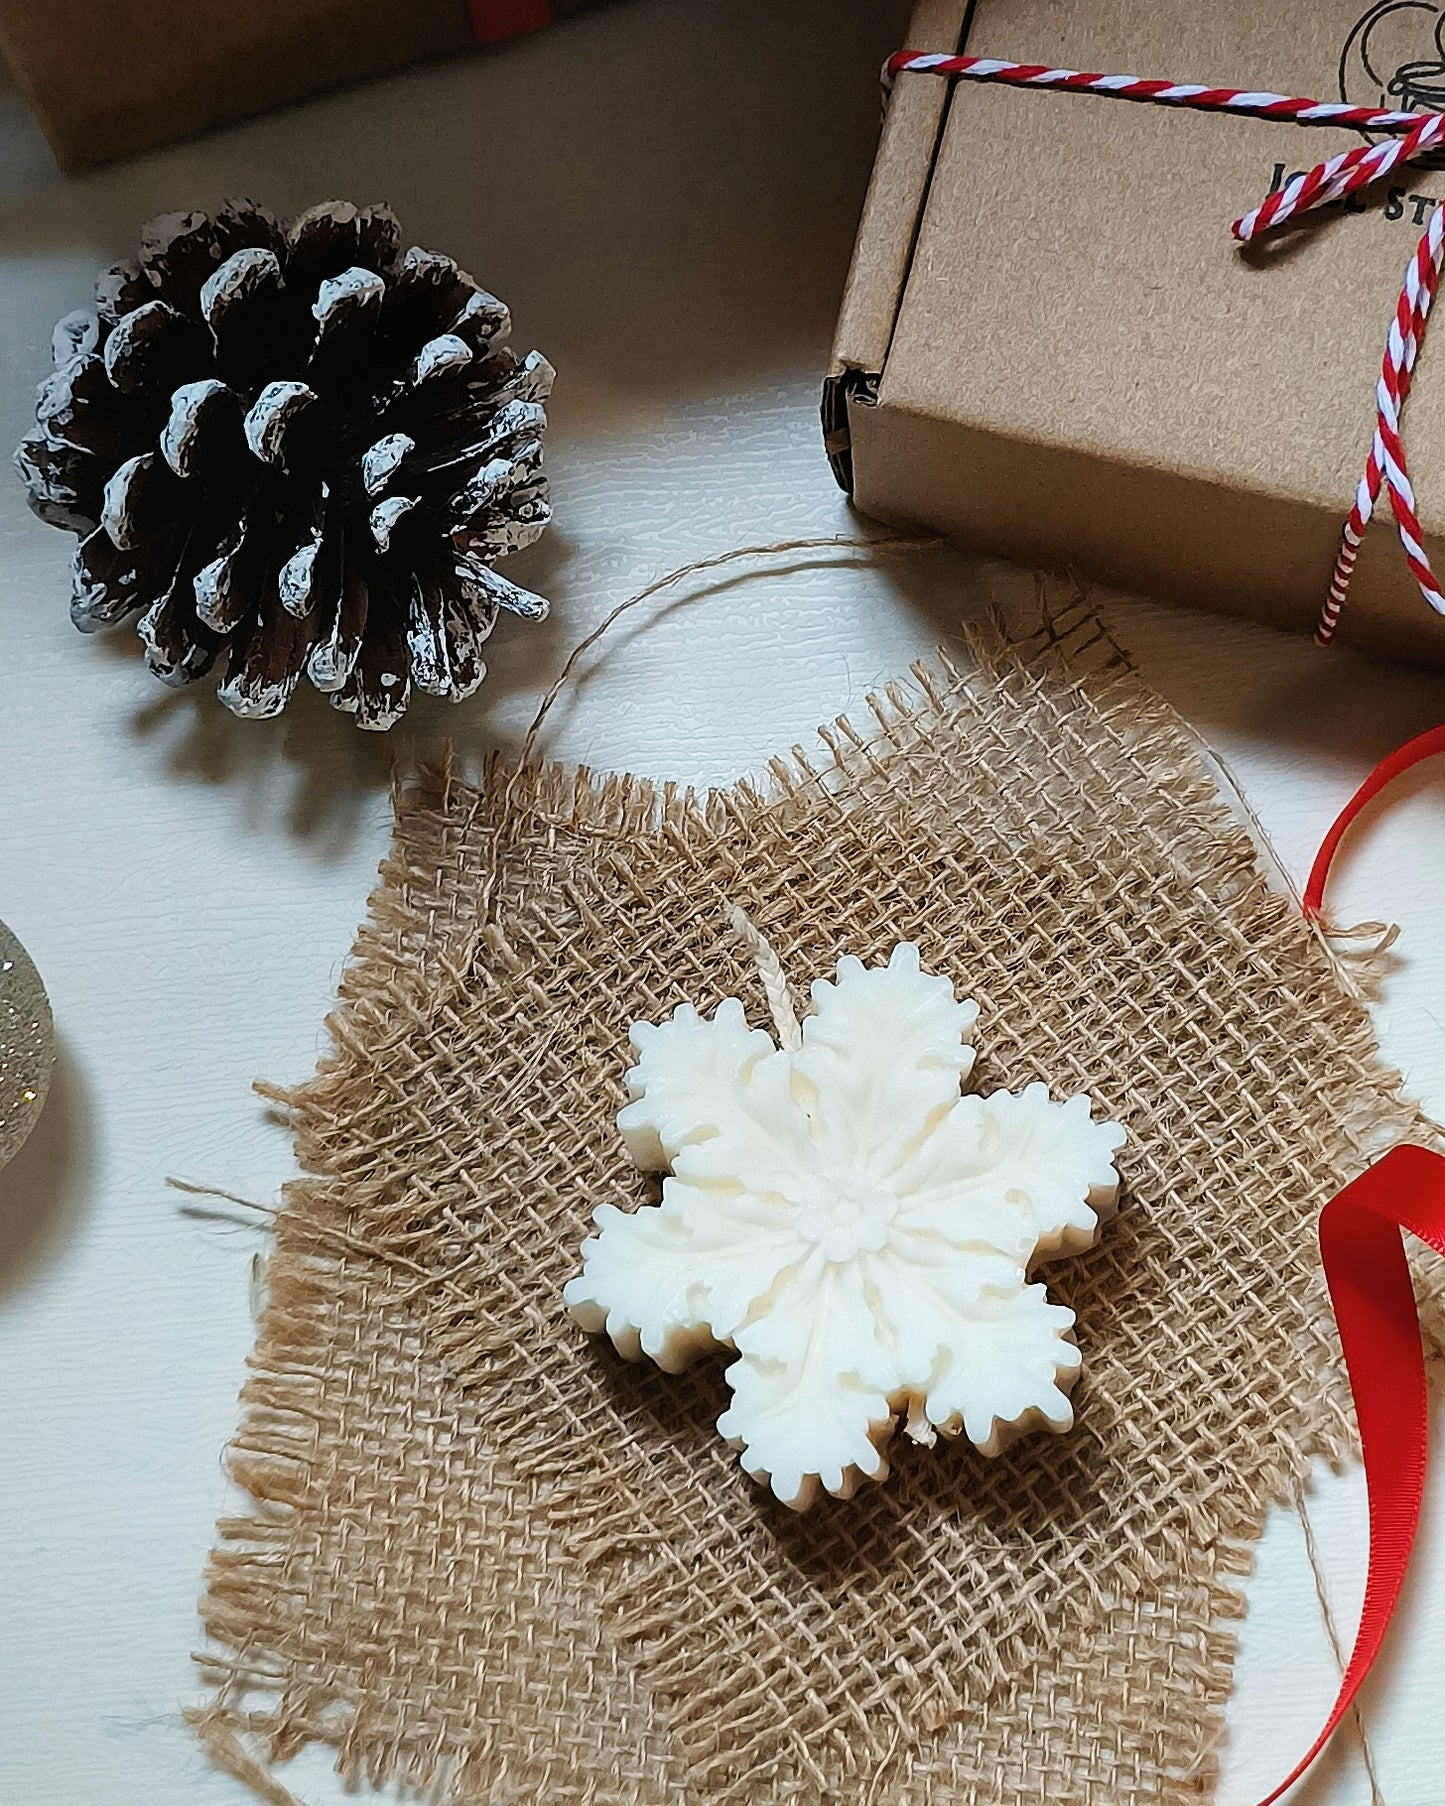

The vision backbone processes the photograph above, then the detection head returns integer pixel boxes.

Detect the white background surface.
[1,3,1444,1800]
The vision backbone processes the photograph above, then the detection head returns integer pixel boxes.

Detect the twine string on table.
[886,52,1445,643]
[479,533,942,922]
[1291,1471,1388,1806]
[515,533,943,767]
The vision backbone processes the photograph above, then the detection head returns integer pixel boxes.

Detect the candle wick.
[724,905,803,1050]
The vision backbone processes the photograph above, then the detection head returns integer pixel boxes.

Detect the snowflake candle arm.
[564,942,1125,1511]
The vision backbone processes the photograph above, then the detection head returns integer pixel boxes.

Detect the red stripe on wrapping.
[469,0,550,43]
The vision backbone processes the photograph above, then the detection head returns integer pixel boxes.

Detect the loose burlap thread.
[193,596,1440,1806]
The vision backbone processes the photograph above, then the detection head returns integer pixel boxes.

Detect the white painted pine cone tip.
[563,941,1126,1511]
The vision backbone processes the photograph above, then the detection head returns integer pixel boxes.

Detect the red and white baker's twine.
[886,53,1445,644]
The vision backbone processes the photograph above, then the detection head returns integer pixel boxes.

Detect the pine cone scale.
[218,569,315,719]
[102,300,210,398]
[52,309,100,366]
[15,431,102,533]
[202,250,305,390]
[361,433,414,496]
[159,379,237,479]
[138,575,220,686]
[307,550,366,695]
[73,526,169,631]
[277,486,328,618]
[193,471,271,634]
[336,568,409,729]
[96,262,150,324]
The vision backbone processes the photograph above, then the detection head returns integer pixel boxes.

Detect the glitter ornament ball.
[0,921,53,1170]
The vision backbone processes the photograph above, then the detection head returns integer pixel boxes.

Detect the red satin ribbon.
[468,0,550,44]
[1304,722,1445,919]
[1257,1143,1442,1804]
[1268,732,1445,1803]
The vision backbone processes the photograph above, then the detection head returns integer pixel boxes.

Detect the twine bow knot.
[885,53,1445,641]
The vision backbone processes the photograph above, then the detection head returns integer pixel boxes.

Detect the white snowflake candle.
[564,942,1125,1511]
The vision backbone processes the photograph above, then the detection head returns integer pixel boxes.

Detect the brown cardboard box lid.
[831,0,1445,665]
[0,0,477,169]
[0,0,593,169]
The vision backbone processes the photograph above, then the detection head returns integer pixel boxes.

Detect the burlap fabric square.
[193,603,1435,1806]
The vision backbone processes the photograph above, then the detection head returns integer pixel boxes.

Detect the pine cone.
[16,200,553,729]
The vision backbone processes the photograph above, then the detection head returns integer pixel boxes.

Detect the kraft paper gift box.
[828,0,1445,665]
[0,0,598,170]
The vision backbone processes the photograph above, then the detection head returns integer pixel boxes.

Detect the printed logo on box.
[1341,3,1445,148]
[1260,4,1445,219]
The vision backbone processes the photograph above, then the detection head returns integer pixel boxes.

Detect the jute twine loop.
[480,532,943,921]
[516,532,945,768]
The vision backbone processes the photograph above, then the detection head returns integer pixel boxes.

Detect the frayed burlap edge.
[190,595,1442,1806]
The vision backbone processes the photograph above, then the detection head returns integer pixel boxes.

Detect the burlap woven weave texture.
[194,608,1435,1806]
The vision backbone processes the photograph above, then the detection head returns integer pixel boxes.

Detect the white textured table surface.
[2,4,1445,1802]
